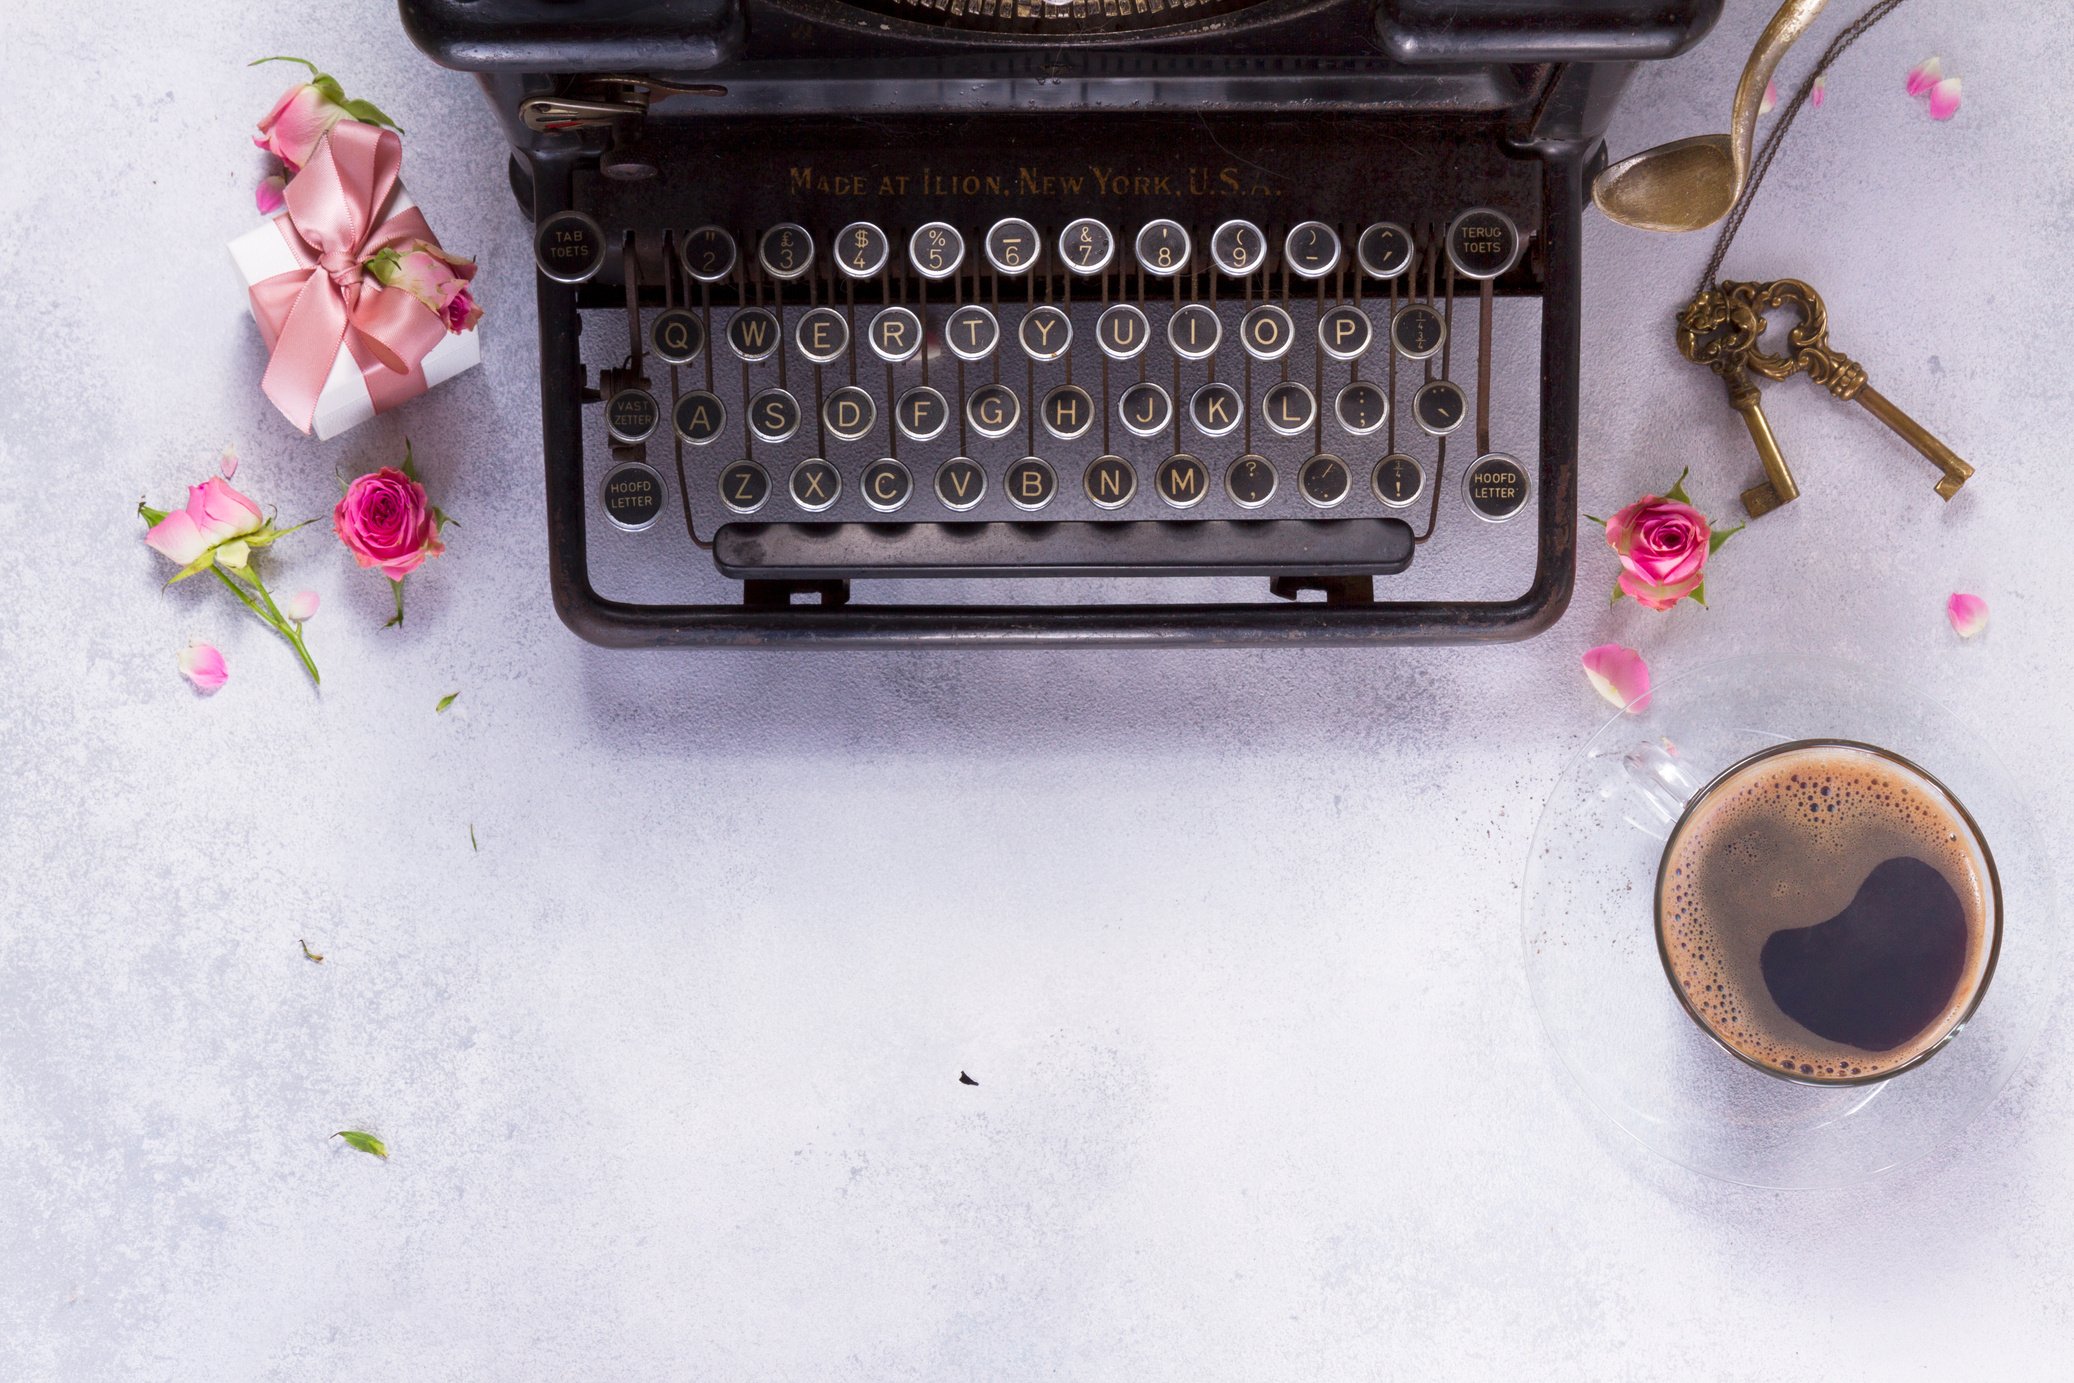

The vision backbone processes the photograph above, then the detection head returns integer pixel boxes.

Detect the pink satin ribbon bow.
[248,121,450,433]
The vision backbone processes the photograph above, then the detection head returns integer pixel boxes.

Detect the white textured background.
[4,2,2073,1378]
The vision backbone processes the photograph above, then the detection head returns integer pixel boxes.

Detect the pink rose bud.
[254,81,350,174]
[366,241,483,334]
[144,475,266,566]
[334,467,445,581]
[1604,493,1713,610]
[286,590,321,623]
[179,640,229,694]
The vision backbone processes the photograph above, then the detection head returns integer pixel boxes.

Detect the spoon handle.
[1728,0,1832,182]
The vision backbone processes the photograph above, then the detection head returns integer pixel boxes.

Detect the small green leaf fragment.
[469,823,478,853]
[300,939,324,964]
[436,692,459,714]
[1664,466,1694,506]
[333,1130,387,1159]
[1708,522,1744,555]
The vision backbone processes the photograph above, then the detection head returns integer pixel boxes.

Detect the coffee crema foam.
[1657,744,1994,1080]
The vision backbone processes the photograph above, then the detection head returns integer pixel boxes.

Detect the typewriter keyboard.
[538,206,1540,590]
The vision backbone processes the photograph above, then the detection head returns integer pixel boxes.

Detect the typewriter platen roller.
[401,0,1721,648]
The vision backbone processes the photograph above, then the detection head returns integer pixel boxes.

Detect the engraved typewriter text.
[788,164,1280,199]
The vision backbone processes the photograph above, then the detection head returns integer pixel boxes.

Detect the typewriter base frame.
[534,148,1582,650]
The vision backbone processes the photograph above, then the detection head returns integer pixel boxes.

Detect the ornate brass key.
[1728,277,1975,500]
[1676,284,1801,517]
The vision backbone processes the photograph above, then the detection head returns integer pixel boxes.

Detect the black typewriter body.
[401,0,1720,648]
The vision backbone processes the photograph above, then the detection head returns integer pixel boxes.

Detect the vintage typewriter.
[401,0,1719,647]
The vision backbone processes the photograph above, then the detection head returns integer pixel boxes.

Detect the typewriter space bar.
[712,519,1414,579]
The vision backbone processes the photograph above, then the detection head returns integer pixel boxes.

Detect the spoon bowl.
[1592,134,1740,233]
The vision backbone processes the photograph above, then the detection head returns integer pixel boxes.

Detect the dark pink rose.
[1604,493,1711,610]
[334,467,444,581]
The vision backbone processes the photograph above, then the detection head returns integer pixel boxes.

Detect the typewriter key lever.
[1732,278,1974,501]
[1676,285,1800,517]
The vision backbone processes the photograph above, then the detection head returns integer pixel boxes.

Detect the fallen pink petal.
[1907,56,1942,98]
[286,590,320,623]
[1759,78,1778,116]
[1582,644,1652,713]
[1810,74,1826,109]
[255,174,287,215]
[218,445,238,478]
[1928,75,1962,120]
[179,641,229,693]
[1947,592,1988,639]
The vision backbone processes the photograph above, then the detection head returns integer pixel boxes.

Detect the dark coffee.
[1656,742,1997,1081]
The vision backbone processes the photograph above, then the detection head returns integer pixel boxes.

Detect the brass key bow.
[1676,285,1800,517]
[1728,278,1975,501]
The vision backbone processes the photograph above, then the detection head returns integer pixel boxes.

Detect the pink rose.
[145,476,266,567]
[1604,493,1712,610]
[366,242,483,334]
[334,467,444,581]
[254,81,350,174]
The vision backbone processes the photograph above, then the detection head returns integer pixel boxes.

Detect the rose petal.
[1928,76,1962,121]
[1907,56,1943,98]
[1582,644,1652,713]
[255,175,287,216]
[1947,592,1988,639]
[286,590,320,623]
[1759,79,1778,116]
[1810,74,1826,110]
[178,641,228,694]
[218,445,238,478]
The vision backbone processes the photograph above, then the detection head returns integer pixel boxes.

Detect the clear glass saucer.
[1522,654,2058,1188]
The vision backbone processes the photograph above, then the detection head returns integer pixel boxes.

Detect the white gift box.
[228,184,480,441]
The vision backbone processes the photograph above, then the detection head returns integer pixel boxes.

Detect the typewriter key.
[1084,455,1138,510]
[1391,303,1446,361]
[834,221,890,279]
[1298,453,1353,508]
[718,460,770,514]
[1005,457,1057,511]
[535,210,605,284]
[966,383,1021,439]
[1042,385,1096,441]
[1413,380,1467,437]
[1155,453,1210,510]
[758,224,814,280]
[674,390,725,446]
[1117,382,1172,439]
[984,218,1042,276]
[867,306,923,363]
[909,222,965,280]
[1209,219,1267,277]
[1262,381,1316,437]
[896,386,950,442]
[789,458,841,512]
[1226,454,1277,509]
[1445,208,1521,281]
[1334,381,1389,437]
[681,226,737,284]
[606,387,660,444]
[1317,305,1372,362]
[1240,304,1295,362]
[1372,453,1426,509]
[601,461,665,532]
[945,305,1000,363]
[1463,452,1529,522]
[650,308,704,365]
[1189,382,1243,438]
[934,457,987,512]
[1018,306,1072,362]
[1096,304,1150,361]
[795,306,850,364]
[1284,221,1342,279]
[749,388,802,443]
[861,458,912,513]
[1059,218,1116,276]
[1135,220,1192,277]
[727,308,782,363]
[1168,304,1221,361]
[1357,222,1415,281]
[823,385,876,442]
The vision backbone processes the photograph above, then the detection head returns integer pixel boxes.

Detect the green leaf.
[332,1130,387,1159]
[339,96,402,133]
[1688,580,1709,608]
[248,55,320,75]
[138,502,168,525]
[436,692,459,714]
[399,440,418,482]
[165,549,217,585]
[1608,579,1625,605]
[469,824,478,853]
[1664,466,1693,507]
[311,74,347,106]
[1707,522,1744,556]
[1582,513,1606,528]
[300,939,324,964]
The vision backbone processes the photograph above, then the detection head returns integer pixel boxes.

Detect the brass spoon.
[1592,0,1830,233]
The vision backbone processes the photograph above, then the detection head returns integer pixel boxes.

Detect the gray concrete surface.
[3,1,2071,1377]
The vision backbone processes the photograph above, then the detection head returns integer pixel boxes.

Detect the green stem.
[386,579,406,628]
[211,565,321,687]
